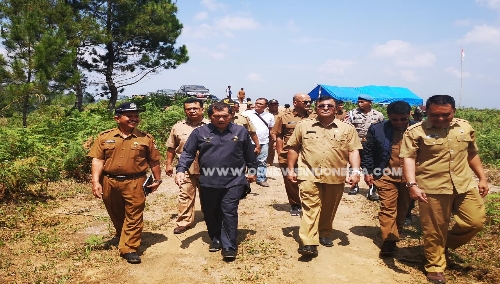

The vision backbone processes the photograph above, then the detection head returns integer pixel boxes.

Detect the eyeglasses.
[184,107,200,111]
[317,104,335,109]
[297,100,312,104]
[389,117,409,122]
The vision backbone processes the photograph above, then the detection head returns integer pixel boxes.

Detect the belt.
[103,172,147,179]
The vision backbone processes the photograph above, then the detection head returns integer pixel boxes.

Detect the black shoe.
[120,252,141,264]
[404,217,412,227]
[297,245,318,256]
[348,184,359,195]
[319,237,333,247]
[221,248,237,259]
[290,204,302,216]
[209,239,222,252]
[380,241,396,256]
[366,185,380,201]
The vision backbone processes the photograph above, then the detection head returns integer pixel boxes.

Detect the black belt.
[103,172,147,179]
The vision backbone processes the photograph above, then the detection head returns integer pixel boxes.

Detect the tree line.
[0,0,188,127]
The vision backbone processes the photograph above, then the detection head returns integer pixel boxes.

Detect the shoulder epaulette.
[406,121,423,131]
[98,128,115,136]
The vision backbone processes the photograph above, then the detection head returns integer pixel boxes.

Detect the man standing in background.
[238,88,246,103]
[165,98,209,235]
[345,94,384,200]
[267,99,280,166]
[272,93,315,216]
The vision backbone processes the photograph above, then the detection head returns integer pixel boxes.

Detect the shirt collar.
[112,128,140,137]
[292,109,309,118]
[312,117,339,128]
[208,122,233,134]
[425,118,459,129]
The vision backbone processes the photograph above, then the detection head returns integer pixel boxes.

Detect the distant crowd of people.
[87,91,489,284]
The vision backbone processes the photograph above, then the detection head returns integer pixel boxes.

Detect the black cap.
[284,104,290,108]
[115,102,145,114]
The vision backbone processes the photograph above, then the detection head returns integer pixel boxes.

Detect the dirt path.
[76,164,436,284]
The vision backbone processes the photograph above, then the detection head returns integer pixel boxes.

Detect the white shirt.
[243,110,275,144]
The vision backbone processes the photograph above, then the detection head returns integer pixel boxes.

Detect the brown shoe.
[426,272,446,284]
[173,225,190,234]
[257,181,269,187]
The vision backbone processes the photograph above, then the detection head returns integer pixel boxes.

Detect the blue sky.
[122,0,500,109]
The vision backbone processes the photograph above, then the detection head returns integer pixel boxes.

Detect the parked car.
[176,85,212,100]
[156,89,177,98]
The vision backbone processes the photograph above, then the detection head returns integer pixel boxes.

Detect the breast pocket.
[456,135,473,152]
[303,133,320,149]
[422,138,445,154]
[130,143,147,160]
[103,143,116,159]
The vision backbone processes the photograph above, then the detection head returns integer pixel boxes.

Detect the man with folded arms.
[287,96,362,257]
[176,102,257,260]
[400,95,488,284]
[165,98,209,234]
[88,102,162,264]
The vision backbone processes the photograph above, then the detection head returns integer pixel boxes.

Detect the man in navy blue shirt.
[176,102,257,260]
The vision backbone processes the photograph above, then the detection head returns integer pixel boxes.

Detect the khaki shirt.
[166,118,209,174]
[88,128,161,175]
[336,110,347,121]
[287,118,363,184]
[400,118,479,194]
[272,109,317,163]
[380,129,405,183]
[238,90,245,99]
[345,108,385,140]
[232,113,257,133]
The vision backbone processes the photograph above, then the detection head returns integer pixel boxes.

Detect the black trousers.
[199,185,244,249]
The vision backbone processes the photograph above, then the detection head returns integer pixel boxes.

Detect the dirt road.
[78,164,432,284]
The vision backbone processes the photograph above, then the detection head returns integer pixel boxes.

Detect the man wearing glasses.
[271,93,316,216]
[165,98,209,234]
[286,97,362,257]
[361,101,416,256]
[345,94,384,200]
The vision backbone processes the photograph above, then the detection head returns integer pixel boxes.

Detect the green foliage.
[485,193,500,226]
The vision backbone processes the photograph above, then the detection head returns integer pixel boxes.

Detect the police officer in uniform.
[166,98,209,234]
[88,102,162,264]
[287,96,362,257]
[400,95,488,284]
[272,93,316,216]
[345,94,384,200]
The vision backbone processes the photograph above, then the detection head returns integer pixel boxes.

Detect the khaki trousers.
[102,175,146,254]
[267,144,275,165]
[279,162,301,206]
[419,189,485,273]
[176,174,200,227]
[373,179,412,241]
[298,180,344,245]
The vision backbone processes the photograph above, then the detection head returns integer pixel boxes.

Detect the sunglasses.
[317,104,335,109]
[297,100,312,104]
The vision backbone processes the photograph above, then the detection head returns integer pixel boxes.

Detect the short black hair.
[387,101,411,115]
[208,102,231,116]
[426,95,455,110]
[335,99,344,105]
[255,98,268,105]
[284,103,290,108]
[316,96,335,104]
[184,98,203,108]
[246,97,251,102]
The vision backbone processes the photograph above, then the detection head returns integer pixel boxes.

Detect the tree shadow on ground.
[139,232,168,254]
[272,203,290,212]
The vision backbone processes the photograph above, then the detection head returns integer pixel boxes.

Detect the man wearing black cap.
[88,102,162,264]
[345,94,384,200]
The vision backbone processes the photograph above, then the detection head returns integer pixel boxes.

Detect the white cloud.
[246,73,265,82]
[372,40,436,68]
[287,20,300,32]
[318,59,356,75]
[201,0,226,11]
[475,0,500,10]
[194,11,209,21]
[182,23,214,39]
[462,24,500,44]
[214,16,260,30]
[400,70,419,82]
[445,67,471,78]
[396,53,436,67]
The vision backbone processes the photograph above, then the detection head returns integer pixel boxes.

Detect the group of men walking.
[88,93,489,284]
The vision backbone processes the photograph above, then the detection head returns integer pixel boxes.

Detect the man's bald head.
[292,93,312,112]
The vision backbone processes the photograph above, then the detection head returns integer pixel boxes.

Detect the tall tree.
[0,0,77,126]
[80,0,189,111]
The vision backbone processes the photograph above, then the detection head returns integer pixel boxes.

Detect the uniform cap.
[358,94,374,101]
[115,102,145,114]
[268,99,279,104]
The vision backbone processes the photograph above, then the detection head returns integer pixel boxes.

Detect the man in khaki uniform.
[166,98,209,234]
[88,102,162,264]
[335,100,347,121]
[272,93,316,216]
[267,99,280,165]
[238,88,246,103]
[400,95,488,284]
[287,96,362,257]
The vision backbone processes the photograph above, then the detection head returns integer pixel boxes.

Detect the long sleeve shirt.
[176,123,257,188]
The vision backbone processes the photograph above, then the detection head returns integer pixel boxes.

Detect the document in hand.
[143,174,154,196]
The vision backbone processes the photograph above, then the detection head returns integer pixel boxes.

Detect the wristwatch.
[153,179,163,184]
[405,182,418,188]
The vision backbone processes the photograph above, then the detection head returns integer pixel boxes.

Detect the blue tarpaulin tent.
[308,85,423,106]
